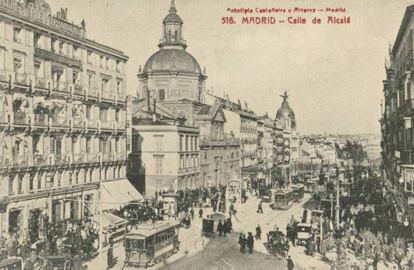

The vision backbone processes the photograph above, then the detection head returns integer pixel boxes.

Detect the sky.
[47,0,413,135]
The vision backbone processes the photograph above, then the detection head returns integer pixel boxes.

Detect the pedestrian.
[107,244,113,269]
[190,207,194,220]
[247,232,254,254]
[287,255,294,270]
[255,225,261,240]
[217,220,223,236]
[72,253,82,270]
[257,201,263,214]
[238,233,245,253]
[198,208,203,218]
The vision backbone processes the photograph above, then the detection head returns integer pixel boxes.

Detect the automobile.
[296,223,312,245]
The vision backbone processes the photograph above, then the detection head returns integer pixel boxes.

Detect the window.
[115,109,120,121]
[51,38,57,52]
[179,135,183,152]
[154,135,163,151]
[37,174,42,190]
[86,137,91,153]
[34,32,41,48]
[195,137,198,151]
[87,50,93,64]
[13,57,23,73]
[88,73,93,89]
[116,80,122,93]
[73,71,80,85]
[159,89,165,101]
[86,105,91,119]
[204,152,207,160]
[99,108,108,121]
[73,45,80,60]
[155,156,163,174]
[13,27,22,43]
[101,78,108,92]
[116,60,121,72]
[100,55,104,68]
[185,136,188,152]
[45,175,53,188]
[106,57,110,69]
[34,61,41,78]
[59,41,64,55]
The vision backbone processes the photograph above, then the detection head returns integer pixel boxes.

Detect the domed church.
[138,0,207,103]
[275,91,296,131]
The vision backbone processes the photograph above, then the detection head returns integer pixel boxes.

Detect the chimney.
[146,89,151,111]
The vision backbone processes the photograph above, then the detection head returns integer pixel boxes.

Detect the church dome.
[276,92,296,130]
[143,48,202,74]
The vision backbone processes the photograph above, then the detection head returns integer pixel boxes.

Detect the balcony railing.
[72,153,84,163]
[404,99,414,116]
[51,117,69,127]
[102,153,112,162]
[53,82,69,92]
[0,69,10,82]
[114,152,126,161]
[87,119,98,129]
[34,77,47,88]
[72,118,84,128]
[101,91,115,100]
[33,114,48,126]
[9,154,30,167]
[13,111,28,125]
[0,112,9,124]
[15,73,27,85]
[85,152,99,163]
[54,154,68,165]
[100,121,114,130]
[33,154,48,166]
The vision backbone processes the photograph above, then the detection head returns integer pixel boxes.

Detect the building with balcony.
[196,102,241,187]
[381,4,414,186]
[204,92,259,184]
[257,114,275,187]
[0,0,130,242]
[131,103,200,196]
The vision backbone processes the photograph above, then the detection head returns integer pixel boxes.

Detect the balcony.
[53,82,69,93]
[54,154,68,165]
[51,117,69,128]
[33,154,48,166]
[9,154,31,167]
[33,114,48,127]
[34,77,47,88]
[100,121,114,130]
[13,111,28,125]
[100,91,115,102]
[34,48,82,68]
[72,153,85,163]
[404,99,414,117]
[102,152,113,162]
[0,112,9,124]
[84,152,99,163]
[15,73,27,85]
[114,152,126,161]
[0,69,10,82]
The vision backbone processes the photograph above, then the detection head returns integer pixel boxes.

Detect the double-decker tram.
[124,220,180,267]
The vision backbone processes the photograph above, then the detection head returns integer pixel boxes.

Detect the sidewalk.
[84,209,212,270]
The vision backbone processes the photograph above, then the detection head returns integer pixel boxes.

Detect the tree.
[341,140,367,165]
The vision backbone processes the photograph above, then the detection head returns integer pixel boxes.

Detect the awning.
[91,212,128,229]
[101,179,143,211]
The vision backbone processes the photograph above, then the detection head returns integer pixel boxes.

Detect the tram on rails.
[272,189,295,210]
[291,184,305,202]
[124,220,180,268]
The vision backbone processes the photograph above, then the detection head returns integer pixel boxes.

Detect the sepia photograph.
[0,0,412,269]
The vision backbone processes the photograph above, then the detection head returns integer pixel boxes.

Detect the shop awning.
[91,212,128,229]
[101,179,143,211]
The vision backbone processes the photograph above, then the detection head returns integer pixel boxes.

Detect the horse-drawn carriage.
[265,230,289,257]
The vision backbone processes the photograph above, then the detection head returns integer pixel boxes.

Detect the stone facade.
[0,0,128,241]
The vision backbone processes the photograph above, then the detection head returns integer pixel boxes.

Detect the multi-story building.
[196,102,240,187]
[205,92,259,184]
[257,114,274,186]
[0,0,130,241]
[275,92,297,185]
[131,101,200,196]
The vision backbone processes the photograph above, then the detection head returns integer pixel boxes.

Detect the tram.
[292,184,305,202]
[124,220,180,267]
[272,189,295,210]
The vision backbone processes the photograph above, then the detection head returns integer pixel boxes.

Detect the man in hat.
[287,255,294,270]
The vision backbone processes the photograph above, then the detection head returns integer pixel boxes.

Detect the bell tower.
[159,0,187,49]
